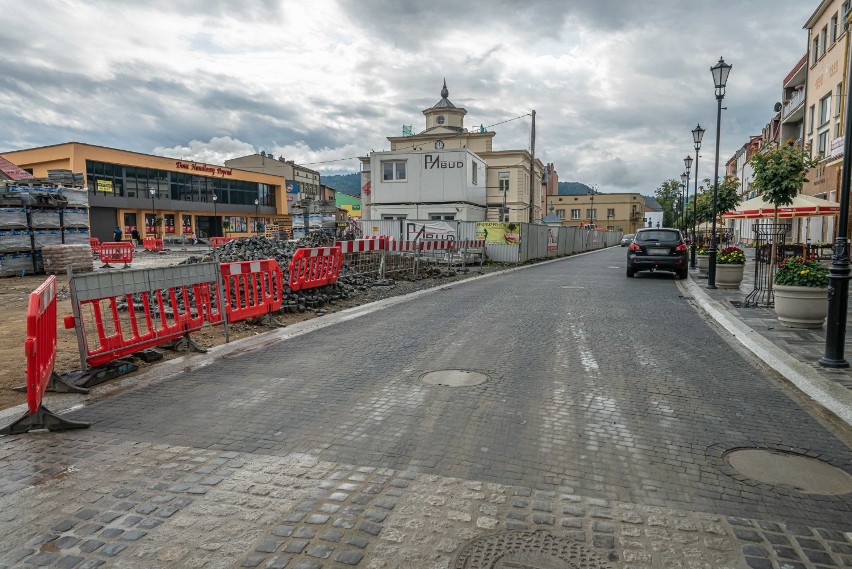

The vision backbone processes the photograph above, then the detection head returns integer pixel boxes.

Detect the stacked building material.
[41,244,94,275]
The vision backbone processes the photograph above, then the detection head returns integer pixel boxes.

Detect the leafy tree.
[654,179,681,227]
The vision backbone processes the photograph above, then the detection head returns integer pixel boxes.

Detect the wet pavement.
[0,247,850,569]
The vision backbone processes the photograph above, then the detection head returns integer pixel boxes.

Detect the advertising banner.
[96,179,113,194]
[404,221,456,241]
[475,222,521,245]
[286,182,300,194]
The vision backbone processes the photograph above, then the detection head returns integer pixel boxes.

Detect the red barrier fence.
[221,260,284,322]
[65,264,224,368]
[89,238,101,255]
[288,247,343,291]
[334,238,385,253]
[99,241,134,268]
[143,237,164,252]
[210,237,234,248]
[0,276,89,435]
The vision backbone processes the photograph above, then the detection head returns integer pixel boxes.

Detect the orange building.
[1,142,288,242]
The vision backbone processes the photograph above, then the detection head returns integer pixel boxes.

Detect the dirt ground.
[0,264,502,411]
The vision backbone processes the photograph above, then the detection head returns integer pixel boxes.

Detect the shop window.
[123,213,137,236]
[163,213,176,234]
[182,215,192,234]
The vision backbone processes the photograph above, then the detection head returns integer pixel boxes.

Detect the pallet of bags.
[29,208,62,228]
[0,207,27,229]
[62,208,89,228]
[63,228,90,245]
[41,244,93,275]
[0,229,31,252]
[32,228,63,248]
[60,186,89,207]
[0,252,35,277]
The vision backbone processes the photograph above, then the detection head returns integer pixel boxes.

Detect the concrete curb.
[679,276,852,427]
[0,248,608,424]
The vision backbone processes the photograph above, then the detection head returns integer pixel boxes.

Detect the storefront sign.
[175,161,233,176]
[424,154,464,169]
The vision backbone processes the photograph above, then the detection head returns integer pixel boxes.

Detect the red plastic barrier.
[25,277,58,415]
[65,279,222,369]
[0,277,89,435]
[210,237,228,248]
[143,237,164,251]
[334,238,385,253]
[220,260,284,322]
[99,242,134,268]
[288,247,343,291]
[89,238,101,254]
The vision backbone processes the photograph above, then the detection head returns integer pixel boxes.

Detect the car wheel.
[678,267,689,279]
[626,267,635,278]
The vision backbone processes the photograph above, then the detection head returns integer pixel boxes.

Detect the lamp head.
[149,188,155,197]
[212,194,217,202]
[684,155,693,172]
[692,123,705,147]
[710,57,732,97]
[254,199,259,206]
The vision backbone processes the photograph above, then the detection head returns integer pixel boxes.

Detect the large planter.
[715,263,745,289]
[696,254,710,275]
[774,284,828,328]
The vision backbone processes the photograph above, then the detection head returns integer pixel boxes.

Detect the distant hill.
[324,173,361,196]
[557,181,593,195]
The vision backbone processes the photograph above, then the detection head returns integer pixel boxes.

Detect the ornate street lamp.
[254,198,260,235]
[680,172,689,233]
[707,57,731,289]
[212,193,218,237]
[684,156,693,236]
[690,124,705,268]
[821,23,852,367]
[149,187,156,237]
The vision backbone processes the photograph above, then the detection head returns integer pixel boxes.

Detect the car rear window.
[637,230,680,241]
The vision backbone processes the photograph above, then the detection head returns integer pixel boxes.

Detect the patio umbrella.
[722,193,840,219]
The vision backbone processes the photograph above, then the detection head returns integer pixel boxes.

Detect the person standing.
[131,228,141,249]
[113,226,122,242]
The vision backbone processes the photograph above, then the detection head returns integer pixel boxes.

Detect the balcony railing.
[782,89,805,119]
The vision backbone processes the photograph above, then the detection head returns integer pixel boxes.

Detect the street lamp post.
[680,172,689,234]
[707,57,732,290]
[690,124,705,268]
[254,198,260,235]
[149,187,156,237]
[684,156,693,236]
[212,194,218,237]
[820,18,852,367]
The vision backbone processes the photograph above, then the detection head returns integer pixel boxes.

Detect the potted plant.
[696,244,710,275]
[715,246,746,288]
[773,256,829,328]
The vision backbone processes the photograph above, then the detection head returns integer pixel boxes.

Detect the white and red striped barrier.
[334,238,384,254]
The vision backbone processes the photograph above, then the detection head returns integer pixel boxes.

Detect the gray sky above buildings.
[0,0,817,193]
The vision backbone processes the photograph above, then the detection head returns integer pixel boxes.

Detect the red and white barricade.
[99,241,134,268]
[220,260,284,322]
[289,247,343,291]
[210,237,229,248]
[143,237,164,252]
[1,276,89,435]
[89,238,101,255]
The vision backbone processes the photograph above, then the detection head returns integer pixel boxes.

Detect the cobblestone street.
[1,248,850,568]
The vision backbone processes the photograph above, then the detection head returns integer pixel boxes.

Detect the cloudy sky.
[1,0,818,193]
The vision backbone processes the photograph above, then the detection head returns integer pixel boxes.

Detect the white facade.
[368,149,487,221]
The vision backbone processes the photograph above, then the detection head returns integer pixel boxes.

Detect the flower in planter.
[696,245,709,255]
[774,257,829,288]
[717,246,745,265]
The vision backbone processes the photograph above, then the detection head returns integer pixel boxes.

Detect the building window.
[556,209,565,220]
[586,208,597,220]
[607,208,615,218]
[819,94,832,126]
[498,171,509,193]
[832,13,839,44]
[808,105,815,133]
[845,0,851,21]
[430,214,454,220]
[382,160,407,181]
[813,37,819,65]
[472,163,478,185]
[570,209,581,220]
[818,129,830,157]
[821,26,828,56]
[381,215,406,220]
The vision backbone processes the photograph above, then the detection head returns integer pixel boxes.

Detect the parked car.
[620,234,634,247]
[626,228,689,279]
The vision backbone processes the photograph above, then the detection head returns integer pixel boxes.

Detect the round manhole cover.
[455,530,611,568]
[725,449,852,495]
[420,370,488,387]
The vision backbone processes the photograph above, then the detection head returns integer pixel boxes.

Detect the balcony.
[782,89,805,121]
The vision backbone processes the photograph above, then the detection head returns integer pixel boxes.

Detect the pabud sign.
[424,154,464,169]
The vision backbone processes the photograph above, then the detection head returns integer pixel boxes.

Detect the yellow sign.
[96,179,113,194]
[475,222,521,245]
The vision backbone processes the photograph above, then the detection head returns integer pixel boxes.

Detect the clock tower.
[422,79,467,132]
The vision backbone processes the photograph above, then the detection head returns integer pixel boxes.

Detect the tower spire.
[441,78,448,99]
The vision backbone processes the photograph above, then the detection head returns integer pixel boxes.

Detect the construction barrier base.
[56,361,139,390]
[160,333,207,354]
[0,404,90,436]
[13,371,89,395]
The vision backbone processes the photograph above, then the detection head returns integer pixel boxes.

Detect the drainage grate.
[420,370,488,387]
[455,530,612,568]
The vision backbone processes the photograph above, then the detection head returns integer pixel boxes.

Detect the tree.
[654,179,681,227]
[749,142,819,294]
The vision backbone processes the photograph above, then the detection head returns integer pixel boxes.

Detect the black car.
[626,228,689,278]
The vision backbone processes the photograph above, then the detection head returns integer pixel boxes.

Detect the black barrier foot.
[13,372,89,395]
[100,263,113,269]
[0,405,89,436]
[60,361,138,389]
[261,313,286,328]
[162,334,207,354]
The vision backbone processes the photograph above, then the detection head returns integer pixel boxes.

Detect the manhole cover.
[455,530,611,568]
[420,370,488,387]
[725,449,852,495]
